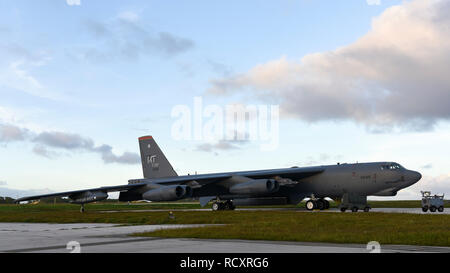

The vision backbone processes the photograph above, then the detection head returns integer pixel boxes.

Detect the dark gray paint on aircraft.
[15,136,422,212]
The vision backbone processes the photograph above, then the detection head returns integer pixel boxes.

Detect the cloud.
[0,124,28,142]
[32,131,140,164]
[366,0,381,6]
[118,11,140,23]
[207,59,233,76]
[34,131,94,150]
[0,123,140,165]
[80,13,194,62]
[94,144,141,164]
[32,145,59,159]
[0,187,53,199]
[395,173,450,199]
[208,0,450,131]
[0,43,69,101]
[0,181,7,186]
[297,154,344,166]
[66,0,81,6]
[195,140,241,153]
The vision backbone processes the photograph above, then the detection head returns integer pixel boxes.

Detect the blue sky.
[1,0,449,200]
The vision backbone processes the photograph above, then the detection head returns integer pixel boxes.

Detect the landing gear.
[212,202,220,211]
[306,198,330,211]
[212,200,235,211]
[224,200,236,210]
[317,199,325,210]
[306,200,316,211]
[80,204,85,213]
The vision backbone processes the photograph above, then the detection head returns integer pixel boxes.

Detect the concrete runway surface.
[0,223,449,253]
[100,207,449,214]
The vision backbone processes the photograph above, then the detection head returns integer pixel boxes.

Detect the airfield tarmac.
[100,207,450,215]
[1,222,449,253]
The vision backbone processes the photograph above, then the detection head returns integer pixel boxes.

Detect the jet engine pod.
[143,185,191,201]
[69,191,108,204]
[229,179,279,195]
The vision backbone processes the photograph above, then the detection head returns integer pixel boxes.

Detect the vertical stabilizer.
[138,136,178,179]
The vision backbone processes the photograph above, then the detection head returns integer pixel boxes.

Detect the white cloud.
[208,0,450,131]
[81,15,195,62]
[66,0,81,6]
[0,123,140,165]
[0,43,71,101]
[366,0,381,6]
[0,124,28,142]
[393,174,450,200]
[118,11,140,23]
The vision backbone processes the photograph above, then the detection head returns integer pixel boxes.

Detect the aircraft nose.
[409,171,422,184]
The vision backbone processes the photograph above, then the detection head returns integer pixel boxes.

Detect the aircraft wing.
[14,183,147,203]
[15,166,325,203]
[147,166,325,186]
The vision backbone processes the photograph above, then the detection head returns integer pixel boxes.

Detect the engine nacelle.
[69,191,108,204]
[229,179,279,195]
[142,185,192,201]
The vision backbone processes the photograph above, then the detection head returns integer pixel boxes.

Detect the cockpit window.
[381,163,402,170]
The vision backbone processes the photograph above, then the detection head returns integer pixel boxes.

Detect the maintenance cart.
[421,191,445,212]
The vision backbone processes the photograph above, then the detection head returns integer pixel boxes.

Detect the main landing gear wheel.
[306,199,329,211]
[316,199,325,210]
[351,207,358,212]
[212,200,235,211]
[212,202,220,211]
[225,200,236,210]
[306,200,316,211]
[364,206,371,212]
[340,207,347,212]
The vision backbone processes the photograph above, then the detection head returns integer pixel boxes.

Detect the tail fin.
[138,136,178,179]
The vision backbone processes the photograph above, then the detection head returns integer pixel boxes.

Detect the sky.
[0,0,449,200]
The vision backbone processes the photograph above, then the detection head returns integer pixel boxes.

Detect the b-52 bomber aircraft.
[16,136,422,212]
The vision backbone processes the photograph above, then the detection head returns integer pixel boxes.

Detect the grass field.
[0,201,449,247]
[135,211,450,247]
